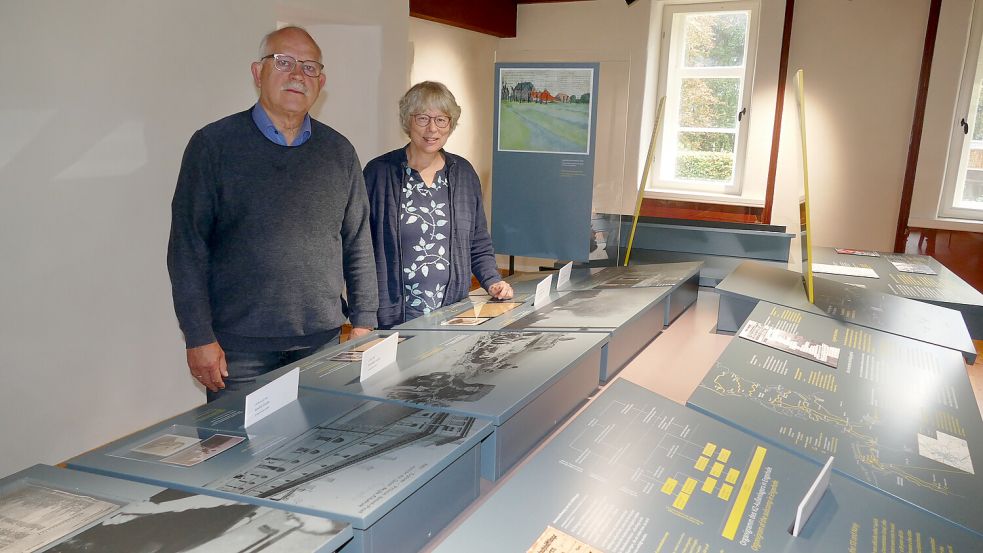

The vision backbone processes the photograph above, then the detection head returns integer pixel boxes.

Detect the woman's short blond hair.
[398,81,462,135]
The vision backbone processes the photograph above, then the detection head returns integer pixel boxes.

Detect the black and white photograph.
[46,488,347,552]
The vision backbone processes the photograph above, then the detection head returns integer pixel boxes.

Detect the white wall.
[408,18,500,211]
[0,0,950,479]
[497,0,932,257]
[911,0,980,232]
[0,0,408,478]
[772,0,930,251]
[505,0,654,217]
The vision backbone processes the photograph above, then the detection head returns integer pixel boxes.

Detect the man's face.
[251,29,325,118]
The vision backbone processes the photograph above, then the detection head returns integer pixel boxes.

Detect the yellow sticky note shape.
[710,462,724,477]
[682,478,698,494]
[661,478,678,495]
[702,477,717,493]
[695,456,710,471]
[673,492,690,510]
[726,468,740,484]
[718,449,731,463]
[702,443,717,456]
[718,484,733,501]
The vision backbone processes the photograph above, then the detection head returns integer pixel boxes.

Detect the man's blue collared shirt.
[251,103,312,146]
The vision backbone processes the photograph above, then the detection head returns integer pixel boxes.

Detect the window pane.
[943,28,983,216]
[964,167,983,203]
[679,78,740,128]
[678,131,735,152]
[676,131,735,182]
[968,93,983,203]
[675,151,734,182]
[684,13,748,68]
[965,142,983,203]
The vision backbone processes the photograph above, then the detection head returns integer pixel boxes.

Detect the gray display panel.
[715,260,976,362]
[398,287,669,382]
[395,291,560,332]
[505,287,668,331]
[490,262,701,292]
[570,262,702,327]
[67,388,491,533]
[256,330,606,480]
[488,262,701,327]
[563,261,702,291]
[689,301,983,536]
[810,247,983,338]
[432,380,983,552]
[505,288,670,380]
[1,464,352,552]
[261,330,605,425]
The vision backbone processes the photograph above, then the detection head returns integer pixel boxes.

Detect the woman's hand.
[487,281,513,300]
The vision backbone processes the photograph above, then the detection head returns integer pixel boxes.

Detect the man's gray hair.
[398,81,462,135]
[258,25,321,61]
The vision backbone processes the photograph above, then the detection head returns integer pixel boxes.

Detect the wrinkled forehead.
[265,28,322,61]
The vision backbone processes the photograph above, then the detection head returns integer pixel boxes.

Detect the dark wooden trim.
[410,0,517,38]
[894,0,942,252]
[640,198,763,224]
[762,0,795,224]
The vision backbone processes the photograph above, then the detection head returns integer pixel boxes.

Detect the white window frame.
[649,1,760,198]
[940,0,983,221]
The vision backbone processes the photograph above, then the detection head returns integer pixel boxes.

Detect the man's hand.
[187,342,227,393]
[487,281,513,300]
[350,326,373,339]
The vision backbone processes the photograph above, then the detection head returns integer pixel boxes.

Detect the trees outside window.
[941,13,983,221]
[651,2,759,197]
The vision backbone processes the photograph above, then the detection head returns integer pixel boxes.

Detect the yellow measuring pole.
[624,96,666,267]
[795,69,815,303]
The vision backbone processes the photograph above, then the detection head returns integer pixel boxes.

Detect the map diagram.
[918,431,974,475]
[698,363,973,492]
[554,389,769,540]
[690,335,983,537]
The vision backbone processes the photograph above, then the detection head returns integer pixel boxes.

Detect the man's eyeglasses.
[412,114,451,129]
[260,53,324,78]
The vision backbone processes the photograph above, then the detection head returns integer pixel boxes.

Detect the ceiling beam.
[410,0,518,38]
[409,0,594,38]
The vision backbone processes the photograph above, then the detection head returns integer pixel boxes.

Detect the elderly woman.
[363,81,512,327]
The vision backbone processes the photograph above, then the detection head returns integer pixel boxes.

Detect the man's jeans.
[207,331,340,402]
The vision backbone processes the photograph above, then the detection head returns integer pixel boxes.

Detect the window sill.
[644,189,765,208]
[640,197,764,224]
[909,216,983,233]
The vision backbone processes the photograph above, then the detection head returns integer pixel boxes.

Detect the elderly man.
[167,26,377,401]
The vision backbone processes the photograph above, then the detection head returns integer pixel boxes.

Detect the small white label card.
[360,331,399,382]
[534,274,554,307]
[792,456,834,537]
[244,368,299,428]
[556,262,574,290]
[811,263,879,279]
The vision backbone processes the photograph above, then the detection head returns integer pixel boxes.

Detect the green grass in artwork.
[499,101,589,152]
[499,103,531,149]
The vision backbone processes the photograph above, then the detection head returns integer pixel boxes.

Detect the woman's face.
[407,108,452,156]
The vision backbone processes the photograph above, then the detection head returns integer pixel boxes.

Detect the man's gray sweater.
[167,109,378,351]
